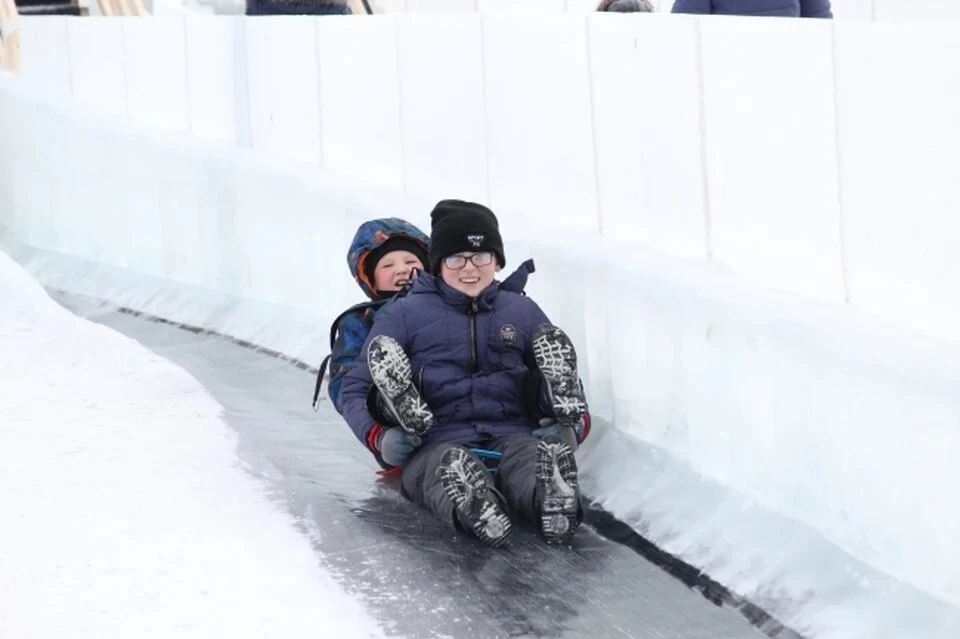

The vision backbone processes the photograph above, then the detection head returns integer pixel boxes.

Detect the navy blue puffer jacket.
[671,0,832,17]
[340,261,550,448]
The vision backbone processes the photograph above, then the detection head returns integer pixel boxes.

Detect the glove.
[378,427,422,467]
[532,423,579,452]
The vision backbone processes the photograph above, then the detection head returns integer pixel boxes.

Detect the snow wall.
[3,12,960,639]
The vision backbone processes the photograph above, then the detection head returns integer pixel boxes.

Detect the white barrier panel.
[396,15,488,204]
[372,0,406,12]
[184,15,242,145]
[406,0,474,12]
[316,16,404,188]
[66,18,127,119]
[4,76,960,637]
[244,17,322,164]
[830,0,873,20]
[587,14,708,260]
[122,17,190,133]
[482,14,599,232]
[835,21,960,344]
[875,0,960,22]
[18,17,70,97]
[699,16,844,303]
[478,0,566,13]
[566,0,602,12]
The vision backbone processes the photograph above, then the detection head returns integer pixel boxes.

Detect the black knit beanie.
[428,200,505,275]
[363,236,429,286]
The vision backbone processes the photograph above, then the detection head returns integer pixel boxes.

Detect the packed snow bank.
[0,250,384,639]
[3,74,960,638]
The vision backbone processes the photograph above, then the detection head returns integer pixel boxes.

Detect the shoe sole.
[532,325,587,428]
[536,439,580,545]
[438,447,513,548]
[367,335,434,436]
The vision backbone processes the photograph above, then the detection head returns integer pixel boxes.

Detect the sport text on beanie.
[428,200,506,275]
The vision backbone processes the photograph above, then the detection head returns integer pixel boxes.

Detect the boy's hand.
[378,428,422,467]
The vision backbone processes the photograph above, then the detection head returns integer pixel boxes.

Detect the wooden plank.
[346,0,371,14]
[0,0,23,73]
[98,0,147,16]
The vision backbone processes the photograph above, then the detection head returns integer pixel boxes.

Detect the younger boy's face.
[373,250,424,293]
[440,251,499,298]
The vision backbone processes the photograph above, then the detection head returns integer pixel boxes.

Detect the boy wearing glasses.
[340,199,590,547]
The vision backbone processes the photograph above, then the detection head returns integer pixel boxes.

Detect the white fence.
[16,13,960,346]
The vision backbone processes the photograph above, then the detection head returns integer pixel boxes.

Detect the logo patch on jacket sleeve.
[500,324,517,345]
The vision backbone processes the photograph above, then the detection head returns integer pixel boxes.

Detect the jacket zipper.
[469,298,479,373]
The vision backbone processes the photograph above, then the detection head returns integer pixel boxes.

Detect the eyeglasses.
[442,252,495,270]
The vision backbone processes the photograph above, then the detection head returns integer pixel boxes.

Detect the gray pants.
[400,435,542,530]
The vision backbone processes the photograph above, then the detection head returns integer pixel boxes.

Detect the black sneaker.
[531,325,588,429]
[367,335,434,436]
[536,437,581,544]
[438,447,513,548]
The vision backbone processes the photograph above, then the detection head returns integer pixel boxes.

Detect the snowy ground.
[0,250,385,639]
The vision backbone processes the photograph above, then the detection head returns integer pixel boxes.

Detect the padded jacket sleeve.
[800,0,832,17]
[670,0,712,13]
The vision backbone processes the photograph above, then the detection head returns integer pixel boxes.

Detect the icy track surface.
[0,252,384,639]
[47,298,771,638]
